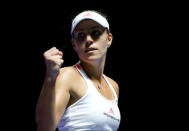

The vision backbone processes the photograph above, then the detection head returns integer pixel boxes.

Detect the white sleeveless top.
[57,62,121,131]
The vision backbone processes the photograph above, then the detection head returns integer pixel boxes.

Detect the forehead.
[74,19,104,32]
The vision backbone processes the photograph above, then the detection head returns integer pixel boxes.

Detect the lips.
[85,48,97,53]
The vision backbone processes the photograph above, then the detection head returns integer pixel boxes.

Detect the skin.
[36,19,119,131]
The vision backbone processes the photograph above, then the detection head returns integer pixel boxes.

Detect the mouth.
[85,48,98,53]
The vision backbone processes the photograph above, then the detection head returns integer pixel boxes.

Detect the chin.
[80,55,105,63]
[78,52,106,62]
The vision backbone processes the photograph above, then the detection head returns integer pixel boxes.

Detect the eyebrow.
[90,26,101,30]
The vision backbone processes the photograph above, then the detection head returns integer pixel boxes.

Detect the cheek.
[75,44,85,56]
[100,37,109,49]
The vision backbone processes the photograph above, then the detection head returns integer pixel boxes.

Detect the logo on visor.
[83,12,92,17]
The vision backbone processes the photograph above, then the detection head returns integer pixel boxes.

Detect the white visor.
[71,11,109,35]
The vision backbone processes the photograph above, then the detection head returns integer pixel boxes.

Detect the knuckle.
[43,52,48,57]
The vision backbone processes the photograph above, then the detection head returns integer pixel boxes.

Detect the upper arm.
[54,67,75,126]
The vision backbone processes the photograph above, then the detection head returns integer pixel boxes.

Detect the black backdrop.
[2,3,175,131]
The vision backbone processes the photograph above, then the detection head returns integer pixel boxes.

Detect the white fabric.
[71,11,109,34]
[57,62,121,131]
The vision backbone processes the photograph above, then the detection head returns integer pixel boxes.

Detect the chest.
[71,77,115,102]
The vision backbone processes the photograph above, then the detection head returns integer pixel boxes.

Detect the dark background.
[2,2,179,131]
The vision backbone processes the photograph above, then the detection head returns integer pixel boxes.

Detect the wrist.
[45,73,57,83]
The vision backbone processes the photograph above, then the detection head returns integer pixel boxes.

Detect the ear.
[107,33,113,48]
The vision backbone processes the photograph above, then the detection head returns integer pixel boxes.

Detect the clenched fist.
[43,47,64,79]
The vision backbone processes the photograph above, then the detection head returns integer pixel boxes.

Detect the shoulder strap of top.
[74,61,88,80]
[74,61,93,87]
[103,75,119,104]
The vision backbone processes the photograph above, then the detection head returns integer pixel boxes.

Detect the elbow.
[35,113,57,131]
[35,112,44,131]
[36,121,55,131]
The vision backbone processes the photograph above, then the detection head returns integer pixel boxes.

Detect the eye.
[77,32,86,42]
[91,30,102,37]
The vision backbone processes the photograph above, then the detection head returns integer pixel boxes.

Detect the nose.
[85,34,93,47]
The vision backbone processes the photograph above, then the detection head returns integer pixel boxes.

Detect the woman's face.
[72,19,113,62]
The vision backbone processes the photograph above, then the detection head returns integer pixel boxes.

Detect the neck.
[80,57,106,82]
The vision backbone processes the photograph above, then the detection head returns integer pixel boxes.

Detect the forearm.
[36,76,57,131]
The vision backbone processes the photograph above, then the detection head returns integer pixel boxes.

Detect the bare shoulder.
[57,66,87,102]
[59,66,78,76]
[104,75,119,97]
[55,66,79,90]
